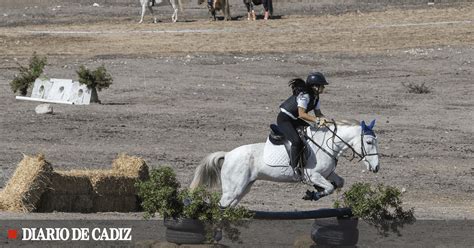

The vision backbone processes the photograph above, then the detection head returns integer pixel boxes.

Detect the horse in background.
[244,0,273,20]
[139,0,183,23]
[198,0,231,21]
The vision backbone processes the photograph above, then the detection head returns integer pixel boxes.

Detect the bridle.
[304,121,379,164]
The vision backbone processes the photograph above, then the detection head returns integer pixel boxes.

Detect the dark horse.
[244,0,273,20]
[198,0,231,21]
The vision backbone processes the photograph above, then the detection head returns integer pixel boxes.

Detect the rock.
[35,104,53,114]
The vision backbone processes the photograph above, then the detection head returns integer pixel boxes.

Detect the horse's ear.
[361,120,367,130]
[369,119,376,129]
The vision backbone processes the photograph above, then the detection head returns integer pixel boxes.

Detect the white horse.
[139,0,183,23]
[190,119,380,207]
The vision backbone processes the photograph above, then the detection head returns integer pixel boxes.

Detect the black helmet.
[306,72,328,87]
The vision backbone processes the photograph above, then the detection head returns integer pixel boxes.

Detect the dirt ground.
[0,2,473,220]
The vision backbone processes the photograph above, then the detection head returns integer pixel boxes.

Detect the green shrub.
[10,52,47,96]
[402,82,431,94]
[136,167,253,243]
[76,65,113,91]
[334,182,415,236]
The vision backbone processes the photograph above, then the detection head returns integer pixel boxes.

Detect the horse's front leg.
[303,173,335,201]
[223,0,231,21]
[327,172,344,189]
[139,2,147,23]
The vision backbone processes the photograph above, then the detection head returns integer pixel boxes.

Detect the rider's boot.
[290,146,301,177]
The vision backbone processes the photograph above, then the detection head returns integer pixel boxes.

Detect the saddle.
[268,124,310,170]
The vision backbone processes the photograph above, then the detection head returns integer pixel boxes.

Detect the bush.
[76,65,113,91]
[136,167,253,243]
[402,82,431,94]
[333,183,415,236]
[10,52,47,96]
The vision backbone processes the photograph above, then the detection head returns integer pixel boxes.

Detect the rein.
[305,121,378,163]
[303,127,338,164]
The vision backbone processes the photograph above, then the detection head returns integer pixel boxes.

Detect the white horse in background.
[139,0,183,23]
[190,120,380,208]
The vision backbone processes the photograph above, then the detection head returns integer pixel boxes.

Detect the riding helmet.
[306,72,328,86]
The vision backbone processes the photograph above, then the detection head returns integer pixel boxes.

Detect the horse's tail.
[178,0,184,12]
[190,151,226,190]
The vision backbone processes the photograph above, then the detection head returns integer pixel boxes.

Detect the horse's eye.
[366,140,373,145]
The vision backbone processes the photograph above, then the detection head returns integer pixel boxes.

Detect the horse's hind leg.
[219,157,255,207]
[220,180,255,208]
[244,0,251,20]
[148,5,157,23]
[170,0,178,22]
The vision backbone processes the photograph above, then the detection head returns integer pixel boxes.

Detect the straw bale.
[0,195,5,210]
[37,193,93,213]
[65,169,138,195]
[91,173,138,196]
[48,171,93,195]
[0,154,53,212]
[92,195,138,212]
[112,153,149,181]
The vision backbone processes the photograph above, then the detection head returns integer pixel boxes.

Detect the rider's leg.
[277,113,303,170]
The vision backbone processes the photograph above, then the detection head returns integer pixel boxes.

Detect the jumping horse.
[190,120,380,207]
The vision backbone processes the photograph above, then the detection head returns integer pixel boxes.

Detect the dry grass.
[0,154,52,212]
[0,153,149,213]
[112,153,149,181]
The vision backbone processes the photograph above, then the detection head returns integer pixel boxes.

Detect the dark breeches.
[276,112,307,149]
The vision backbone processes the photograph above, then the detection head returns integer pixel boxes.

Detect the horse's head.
[359,120,380,173]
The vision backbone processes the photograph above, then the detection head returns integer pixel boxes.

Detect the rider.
[277,72,330,171]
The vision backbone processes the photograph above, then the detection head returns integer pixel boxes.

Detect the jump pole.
[251,208,353,220]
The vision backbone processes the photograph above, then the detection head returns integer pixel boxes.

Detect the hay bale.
[92,195,138,212]
[91,173,138,196]
[65,169,138,196]
[48,171,93,195]
[0,197,5,210]
[0,154,53,212]
[112,153,149,181]
[37,193,93,213]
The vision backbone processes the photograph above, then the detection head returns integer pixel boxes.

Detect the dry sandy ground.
[0,3,473,220]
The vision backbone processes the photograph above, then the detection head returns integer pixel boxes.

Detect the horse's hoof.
[303,190,321,201]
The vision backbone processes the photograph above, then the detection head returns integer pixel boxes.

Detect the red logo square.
[7,229,18,239]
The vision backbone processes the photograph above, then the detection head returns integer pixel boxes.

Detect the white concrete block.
[17,78,93,105]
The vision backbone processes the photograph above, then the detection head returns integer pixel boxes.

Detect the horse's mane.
[332,119,359,127]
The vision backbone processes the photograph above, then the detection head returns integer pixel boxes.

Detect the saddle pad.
[263,138,290,166]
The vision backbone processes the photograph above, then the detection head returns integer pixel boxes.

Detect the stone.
[35,104,53,114]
